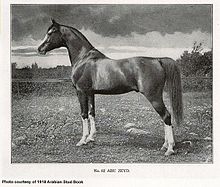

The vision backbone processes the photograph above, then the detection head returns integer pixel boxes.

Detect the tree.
[31,62,38,70]
[21,65,33,79]
[197,50,212,76]
[177,42,212,77]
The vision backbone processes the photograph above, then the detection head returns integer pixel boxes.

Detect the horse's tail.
[160,58,183,126]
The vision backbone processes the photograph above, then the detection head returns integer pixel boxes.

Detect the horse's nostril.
[38,46,42,52]
[37,46,46,55]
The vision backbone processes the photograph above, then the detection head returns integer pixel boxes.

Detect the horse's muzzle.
[38,46,46,55]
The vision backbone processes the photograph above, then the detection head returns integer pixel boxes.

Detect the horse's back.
[91,56,165,94]
[92,58,138,94]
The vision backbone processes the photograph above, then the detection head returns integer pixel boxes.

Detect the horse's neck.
[66,45,92,65]
[63,27,95,66]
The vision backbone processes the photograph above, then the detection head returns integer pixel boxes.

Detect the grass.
[11,91,212,163]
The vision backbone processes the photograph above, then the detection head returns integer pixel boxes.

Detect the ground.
[11,91,212,163]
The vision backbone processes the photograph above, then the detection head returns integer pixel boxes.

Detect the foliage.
[12,64,72,79]
[177,42,212,77]
[181,77,212,92]
[31,62,39,70]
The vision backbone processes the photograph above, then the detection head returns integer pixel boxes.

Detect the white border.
[1,0,220,186]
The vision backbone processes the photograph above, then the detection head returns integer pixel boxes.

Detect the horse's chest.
[71,68,79,86]
[71,65,92,90]
[71,71,82,86]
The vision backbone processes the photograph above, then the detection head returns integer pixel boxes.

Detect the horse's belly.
[94,84,137,94]
[93,76,138,94]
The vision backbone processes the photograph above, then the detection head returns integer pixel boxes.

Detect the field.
[11,83,212,163]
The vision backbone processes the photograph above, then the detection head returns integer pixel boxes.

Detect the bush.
[177,42,212,77]
[181,77,212,92]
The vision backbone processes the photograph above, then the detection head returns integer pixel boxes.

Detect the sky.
[11,4,212,68]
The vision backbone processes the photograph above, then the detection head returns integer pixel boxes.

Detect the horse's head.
[38,19,65,55]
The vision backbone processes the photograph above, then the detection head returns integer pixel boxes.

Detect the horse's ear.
[51,18,56,24]
[51,18,60,29]
[51,18,60,26]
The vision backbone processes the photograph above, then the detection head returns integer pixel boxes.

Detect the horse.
[38,19,183,156]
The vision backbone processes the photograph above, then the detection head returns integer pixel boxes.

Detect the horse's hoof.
[85,137,95,144]
[76,141,86,146]
[160,146,167,151]
[165,149,175,156]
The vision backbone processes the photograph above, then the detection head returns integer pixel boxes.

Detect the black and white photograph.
[1,1,220,186]
[10,4,213,163]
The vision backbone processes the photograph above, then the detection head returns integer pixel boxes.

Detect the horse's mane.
[62,25,106,59]
[63,25,94,48]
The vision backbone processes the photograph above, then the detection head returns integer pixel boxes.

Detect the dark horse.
[38,19,183,156]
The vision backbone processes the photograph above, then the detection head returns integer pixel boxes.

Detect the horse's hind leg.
[152,99,175,156]
[85,94,96,143]
[144,93,175,156]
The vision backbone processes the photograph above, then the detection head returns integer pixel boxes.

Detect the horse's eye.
[47,28,56,35]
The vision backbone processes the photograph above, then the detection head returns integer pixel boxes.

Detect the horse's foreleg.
[85,94,96,143]
[76,91,89,146]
